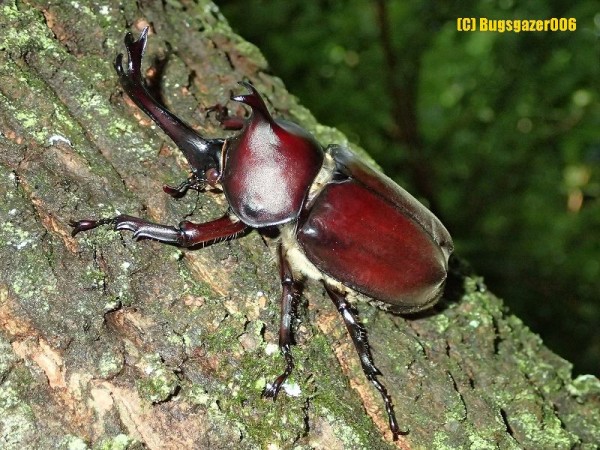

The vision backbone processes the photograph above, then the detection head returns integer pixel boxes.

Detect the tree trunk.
[0,2,598,449]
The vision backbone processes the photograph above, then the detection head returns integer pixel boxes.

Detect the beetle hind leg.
[324,284,403,441]
[263,244,302,400]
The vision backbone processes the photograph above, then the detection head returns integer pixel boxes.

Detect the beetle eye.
[205,168,221,186]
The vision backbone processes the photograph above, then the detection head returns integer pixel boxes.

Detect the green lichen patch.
[0,337,19,380]
[135,353,180,403]
[559,374,600,446]
[97,348,124,379]
[93,433,142,450]
[0,3,57,55]
[0,366,37,449]
[62,435,89,450]
[568,373,600,399]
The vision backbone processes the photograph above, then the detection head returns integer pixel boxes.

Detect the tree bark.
[0,1,598,449]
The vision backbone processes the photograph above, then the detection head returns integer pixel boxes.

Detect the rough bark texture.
[0,1,598,449]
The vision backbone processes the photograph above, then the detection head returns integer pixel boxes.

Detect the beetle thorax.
[221,117,324,228]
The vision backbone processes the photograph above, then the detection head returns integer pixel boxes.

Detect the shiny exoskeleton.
[71,28,453,440]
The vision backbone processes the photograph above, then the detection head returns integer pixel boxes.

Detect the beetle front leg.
[324,285,403,441]
[70,213,247,247]
[206,104,246,130]
[162,174,205,199]
[263,244,301,400]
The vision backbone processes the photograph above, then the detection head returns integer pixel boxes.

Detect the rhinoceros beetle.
[71,28,453,440]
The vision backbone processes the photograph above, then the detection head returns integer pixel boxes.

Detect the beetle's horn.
[232,81,276,123]
[115,28,222,174]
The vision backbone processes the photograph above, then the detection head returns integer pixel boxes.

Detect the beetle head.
[180,137,224,187]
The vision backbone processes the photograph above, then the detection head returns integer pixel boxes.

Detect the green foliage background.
[218,0,599,375]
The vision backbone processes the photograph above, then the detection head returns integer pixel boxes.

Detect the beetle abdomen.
[297,179,449,312]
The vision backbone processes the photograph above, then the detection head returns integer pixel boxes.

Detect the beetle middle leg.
[262,244,301,400]
[70,213,247,247]
[324,284,403,440]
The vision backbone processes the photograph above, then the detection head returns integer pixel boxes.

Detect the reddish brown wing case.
[298,146,453,312]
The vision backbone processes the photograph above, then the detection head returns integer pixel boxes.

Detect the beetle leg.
[206,104,246,130]
[163,174,205,198]
[263,244,301,400]
[70,213,247,247]
[324,285,403,440]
